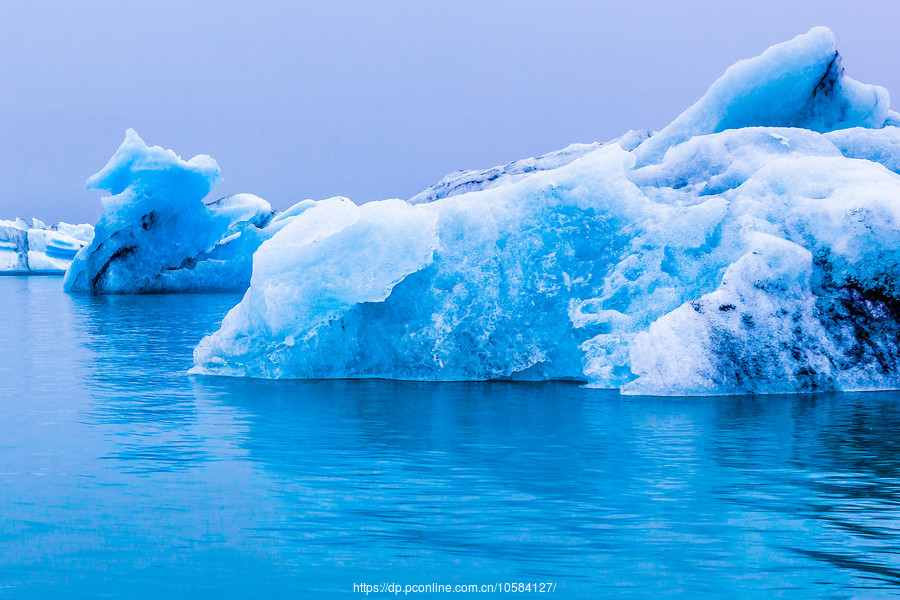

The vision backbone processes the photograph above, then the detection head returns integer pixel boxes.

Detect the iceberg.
[0,218,93,274]
[194,27,900,396]
[64,129,304,293]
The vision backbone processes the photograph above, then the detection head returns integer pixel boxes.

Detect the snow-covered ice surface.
[63,130,315,293]
[188,27,900,394]
[409,130,651,204]
[0,218,93,274]
[826,126,900,174]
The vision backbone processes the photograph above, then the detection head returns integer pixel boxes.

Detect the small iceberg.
[0,218,93,275]
[64,130,314,293]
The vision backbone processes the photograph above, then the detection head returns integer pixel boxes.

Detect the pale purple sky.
[1,0,898,224]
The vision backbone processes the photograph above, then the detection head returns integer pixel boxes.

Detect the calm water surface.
[1,277,899,598]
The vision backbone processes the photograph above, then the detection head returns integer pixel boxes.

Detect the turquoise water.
[1,277,899,598]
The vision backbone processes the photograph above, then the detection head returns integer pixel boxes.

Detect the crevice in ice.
[91,244,136,290]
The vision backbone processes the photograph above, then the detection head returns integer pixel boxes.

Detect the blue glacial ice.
[186,27,900,394]
[0,218,93,274]
[64,129,306,293]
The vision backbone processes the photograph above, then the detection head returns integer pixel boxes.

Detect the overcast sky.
[1,0,899,224]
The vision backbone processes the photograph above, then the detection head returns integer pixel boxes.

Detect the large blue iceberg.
[188,27,900,395]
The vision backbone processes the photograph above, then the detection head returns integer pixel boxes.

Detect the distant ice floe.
[0,218,93,274]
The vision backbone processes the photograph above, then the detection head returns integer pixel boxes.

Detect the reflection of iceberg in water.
[69,289,244,472]
[0,279,306,598]
[206,376,900,592]
[199,378,705,585]
[708,393,900,587]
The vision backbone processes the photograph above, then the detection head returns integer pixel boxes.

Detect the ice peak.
[86,129,222,197]
[634,26,891,167]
